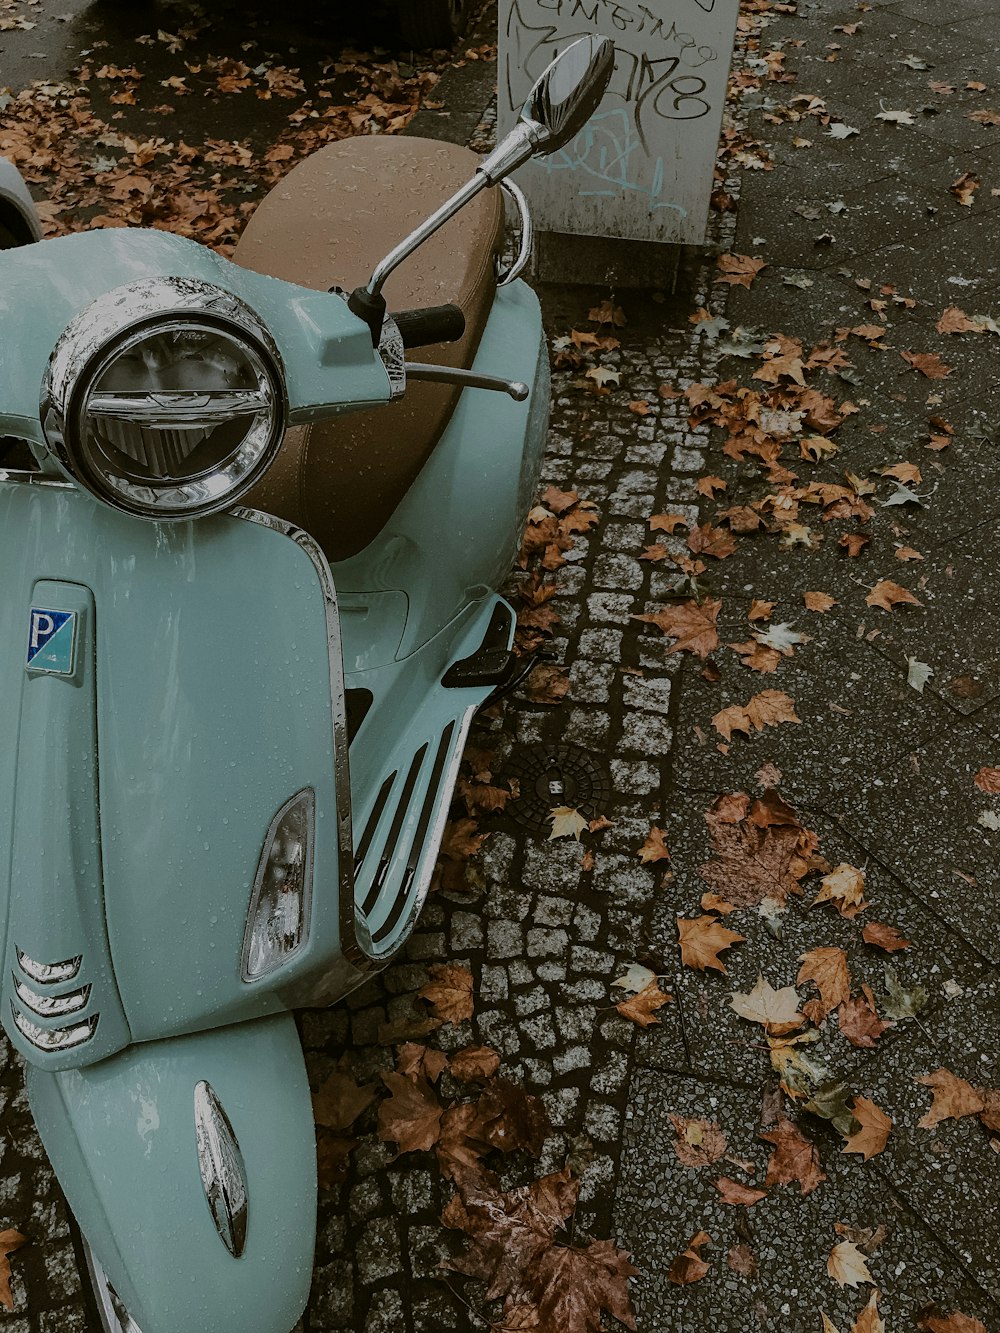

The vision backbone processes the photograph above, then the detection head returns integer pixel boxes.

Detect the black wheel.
[69,1216,143,1333]
[396,0,469,47]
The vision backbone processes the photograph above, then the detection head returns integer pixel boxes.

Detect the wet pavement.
[3,0,1000,1330]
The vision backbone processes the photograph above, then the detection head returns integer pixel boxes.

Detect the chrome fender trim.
[194,1081,250,1259]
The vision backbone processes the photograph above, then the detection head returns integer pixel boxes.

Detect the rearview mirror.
[521,34,616,156]
[478,35,616,184]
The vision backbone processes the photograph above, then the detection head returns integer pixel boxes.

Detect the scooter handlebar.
[391,304,466,349]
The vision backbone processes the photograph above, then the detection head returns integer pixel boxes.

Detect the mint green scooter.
[0,35,613,1333]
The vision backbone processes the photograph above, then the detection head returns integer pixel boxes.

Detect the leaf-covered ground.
[2,0,1000,1330]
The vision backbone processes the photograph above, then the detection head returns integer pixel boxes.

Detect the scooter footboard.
[26,1014,317,1333]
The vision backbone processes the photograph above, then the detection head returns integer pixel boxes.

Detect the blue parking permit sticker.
[26,608,77,675]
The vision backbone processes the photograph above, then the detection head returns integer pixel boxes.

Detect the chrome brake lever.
[404,364,529,402]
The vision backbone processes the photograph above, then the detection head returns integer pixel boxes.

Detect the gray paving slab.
[843,971,1000,1303]
[639,789,988,1085]
[828,723,1000,962]
[858,516,1000,714]
[668,617,950,808]
[615,1068,1000,1333]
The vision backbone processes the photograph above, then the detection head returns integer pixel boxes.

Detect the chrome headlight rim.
[41,277,288,522]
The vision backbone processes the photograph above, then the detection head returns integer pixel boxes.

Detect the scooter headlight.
[41,278,286,520]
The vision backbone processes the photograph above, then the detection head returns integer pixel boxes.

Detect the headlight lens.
[42,278,286,520]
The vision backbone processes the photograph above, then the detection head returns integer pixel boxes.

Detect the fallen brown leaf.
[450,1046,501,1082]
[616,981,672,1027]
[717,253,767,288]
[714,1177,767,1206]
[862,921,911,952]
[419,963,474,1025]
[638,826,671,863]
[797,946,850,1023]
[804,591,837,612]
[669,1115,728,1167]
[900,349,952,378]
[677,915,745,973]
[866,580,922,612]
[633,599,722,659]
[916,1068,985,1128]
[668,1230,712,1284]
[760,1115,826,1195]
[0,1230,25,1312]
[842,1096,892,1160]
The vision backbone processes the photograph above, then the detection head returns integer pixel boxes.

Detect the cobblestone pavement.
[4,0,1000,1330]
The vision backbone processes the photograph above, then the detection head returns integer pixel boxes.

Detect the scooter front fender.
[26,1013,317,1333]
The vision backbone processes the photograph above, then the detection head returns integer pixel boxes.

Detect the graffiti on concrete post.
[499,0,740,245]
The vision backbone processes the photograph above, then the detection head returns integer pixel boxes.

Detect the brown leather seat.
[234,136,503,562]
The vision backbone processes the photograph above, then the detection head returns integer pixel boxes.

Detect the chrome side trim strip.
[82,1237,144,1333]
[13,974,91,1017]
[16,947,82,984]
[11,1003,98,1051]
[0,470,74,489]
[370,704,477,958]
[194,1081,249,1259]
[496,180,533,287]
[230,508,365,968]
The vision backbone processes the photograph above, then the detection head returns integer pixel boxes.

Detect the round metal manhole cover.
[504,744,613,836]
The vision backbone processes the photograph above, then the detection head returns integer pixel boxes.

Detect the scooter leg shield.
[25,1013,317,1333]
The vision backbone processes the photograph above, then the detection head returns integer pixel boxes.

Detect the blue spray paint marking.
[536,108,688,214]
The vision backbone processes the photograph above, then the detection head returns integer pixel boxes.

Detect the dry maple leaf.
[378,1071,443,1154]
[828,1241,875,1288]
[852,1290,884,1333]
[714,1177,767,1206]
[616,980,672,1027]
[804,591,837,612]
[524,662,571,704]
[862,921,911,952]
[866,579,922,612]
[951,171,980,206]
[729,639,783,674]
[936,306,980,335]
[731,975,804,1035]
[638,826,670,863]
[528,1240,640,1333]
[0,1230,25,1312]
[813,862,867,917]
[589,299,627,327]
[632,599,722,659]
[668,1230,712,1284]
[717,253,767,288]
[677,915,745,973]
[838,992,891,1048]
[669,1115,728,1167]
[918,1309,989,1333]
[446,1168,637,1333]
[549,806,589,841]
[696,475,728,498]
[840,533,870,557]
[688,522,737,559]
[760,1116,826,1195]
[313,1070,377,1131]
[397,1042,449,1085]
[797,946,851,1022]
[842,1096,892,1160]
[916,1068,986,1128]
[973,766,1000,793]
[419,963,474,1025]
[450,1046,501,1082]
[749,599,776,622]
[649,512,689,534]
[700,790,823,908]
[900,349,952,378]
[712,689,801,741]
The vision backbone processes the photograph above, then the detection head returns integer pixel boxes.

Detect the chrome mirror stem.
[367,174,488,304]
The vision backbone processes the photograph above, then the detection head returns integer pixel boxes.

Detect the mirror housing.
[477,35,616,185]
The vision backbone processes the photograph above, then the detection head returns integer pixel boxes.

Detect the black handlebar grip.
[392,304,466,349]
